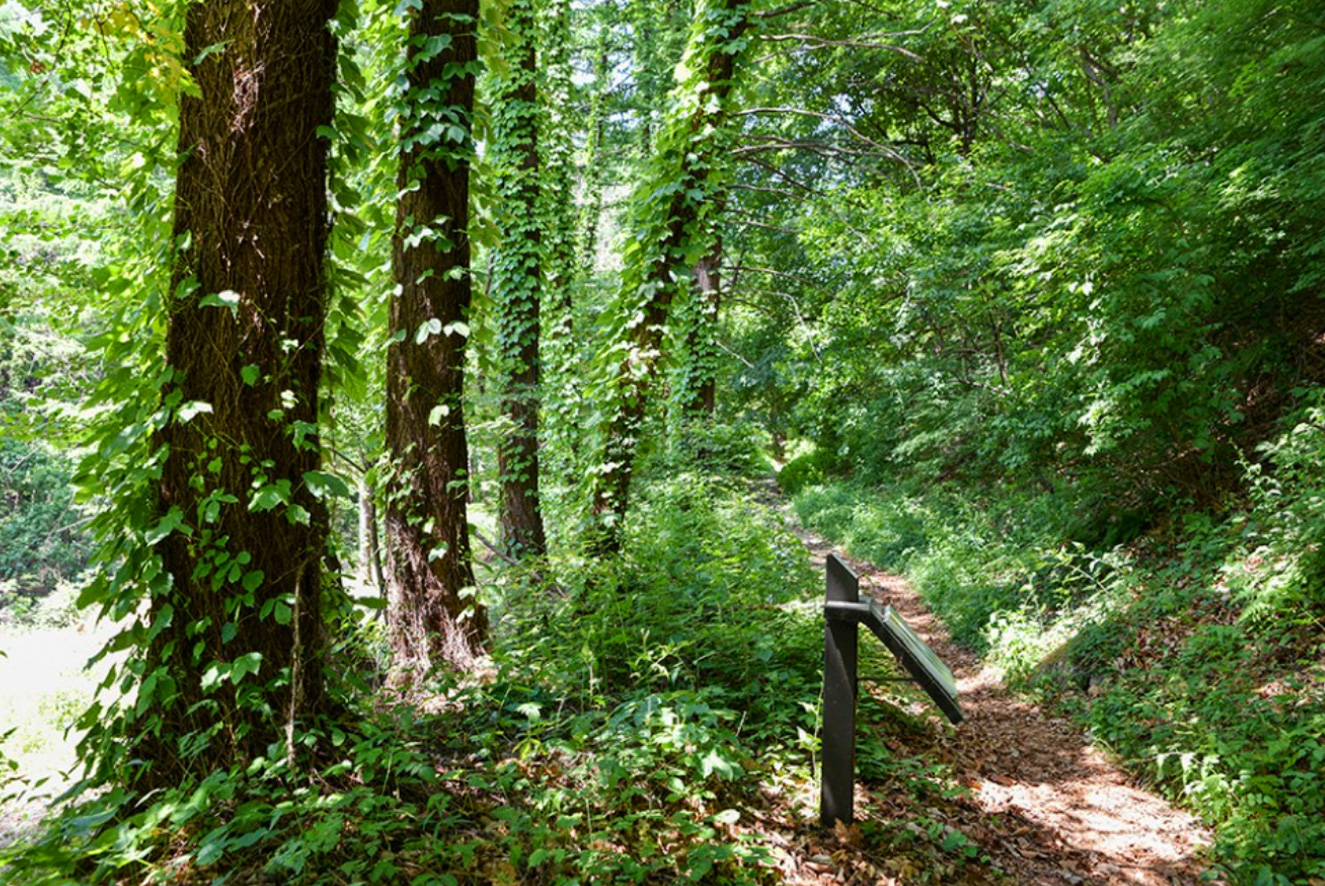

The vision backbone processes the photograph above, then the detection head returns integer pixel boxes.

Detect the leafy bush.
[776,446,838,494]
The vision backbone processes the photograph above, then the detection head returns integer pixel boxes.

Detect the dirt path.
[795,526,1218,886]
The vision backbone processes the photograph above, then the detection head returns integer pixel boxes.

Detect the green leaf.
[302,470,352,500]
[177,401,213,422]
[415,317,442,343]
[232,652,262,683]
[250,481,291,512]
[199,290,240,311]
[145,508,186,545]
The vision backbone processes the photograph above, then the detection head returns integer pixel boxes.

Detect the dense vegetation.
[1,0,1323,883]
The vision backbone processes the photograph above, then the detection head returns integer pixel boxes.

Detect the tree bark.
[149,0,338,784]
[385,0,487,673]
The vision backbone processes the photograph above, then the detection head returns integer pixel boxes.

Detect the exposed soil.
[787,524,1219,886]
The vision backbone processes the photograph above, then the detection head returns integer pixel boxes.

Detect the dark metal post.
[821,553,859,827]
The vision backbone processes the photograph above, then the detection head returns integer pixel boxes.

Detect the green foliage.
[6,0,1325,883]
[775,446,838,495]
[0,440,89,601]
[730,0,1325,523]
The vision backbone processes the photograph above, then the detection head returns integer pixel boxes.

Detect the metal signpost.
[821,553,964,827]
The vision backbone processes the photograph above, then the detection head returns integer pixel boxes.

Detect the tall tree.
[574,18,612,278]
[589,0,759,551]
[146,0,339,782]
[384,0,487,672]
[490,0,547,557]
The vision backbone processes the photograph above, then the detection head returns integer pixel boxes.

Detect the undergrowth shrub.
[775,447,838,495]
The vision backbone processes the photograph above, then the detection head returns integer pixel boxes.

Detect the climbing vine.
[489,0,548,557]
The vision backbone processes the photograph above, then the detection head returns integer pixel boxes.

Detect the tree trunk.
[148,0,338,784]
[492,0,547,558]
[385,0,487,673]
[577,28,610,278]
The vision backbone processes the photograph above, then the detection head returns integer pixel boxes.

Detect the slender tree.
[384,0,487,672]
[145,0,339,782]
[589,0,759,552]
[490,0,548,557]
[540,0,577,305]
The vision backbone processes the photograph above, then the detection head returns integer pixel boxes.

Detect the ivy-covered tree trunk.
[149,0,338,783]
[492,0,547,558]
[681,233,722,415]
[385,0,487,672]
[539,0,584,500]
[575,25,611,278]
[627,0,689,157]
[590,0,756,552]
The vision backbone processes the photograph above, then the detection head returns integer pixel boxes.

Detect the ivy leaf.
[231,652,262,683]
[198,290,240,313]
[302,470,352,500]
[415,317,442,343]
[250,481,291,512]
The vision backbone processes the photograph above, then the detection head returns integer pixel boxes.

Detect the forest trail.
[788,522,1218,886]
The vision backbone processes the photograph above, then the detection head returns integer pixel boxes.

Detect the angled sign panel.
[863,600,963,724]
